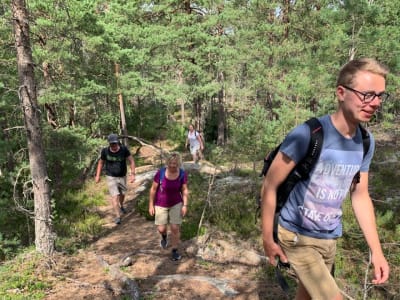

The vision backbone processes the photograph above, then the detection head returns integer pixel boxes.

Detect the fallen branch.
[122,135,163,150]
[197,166,218,237]
[363,250,372,300]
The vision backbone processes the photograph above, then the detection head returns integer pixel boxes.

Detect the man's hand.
[263,240,288,267]
[371,252,390,284]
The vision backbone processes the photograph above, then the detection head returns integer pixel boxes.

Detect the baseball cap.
[107,133,119,144]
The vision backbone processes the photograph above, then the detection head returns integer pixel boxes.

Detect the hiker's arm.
[181,183,189,217]
[351,171,389,284]
[197,135,203,150]
[127,155,136,183]
[148,181,158,216]
[261,152,295,266]
[95,159,104,183]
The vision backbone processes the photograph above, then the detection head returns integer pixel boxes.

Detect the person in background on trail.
[261,58,390,300]
[148,152,189,261]
[95,133,136,225]
[185,124,204,163]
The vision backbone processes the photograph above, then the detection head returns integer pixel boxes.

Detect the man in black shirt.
[95,134,136,224]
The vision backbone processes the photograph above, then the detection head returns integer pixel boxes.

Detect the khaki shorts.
[155,202,183,225]
[278,225,339,300]
[106,176,127,196]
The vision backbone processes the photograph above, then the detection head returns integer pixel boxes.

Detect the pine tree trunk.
[194,96,202,130]
[12,0,55,255]
[115,63,128,146]
[217,88,225,146]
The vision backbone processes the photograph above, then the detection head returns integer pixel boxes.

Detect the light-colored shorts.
[278,225,339,300]
[155,202,183,225]
[190,144,200,155]
[106,176,127,196]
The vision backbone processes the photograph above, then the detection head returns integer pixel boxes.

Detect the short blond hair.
[336,58,389,87]
[166,152,182,167]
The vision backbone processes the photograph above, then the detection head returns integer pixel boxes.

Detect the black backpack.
[257,117,370,242]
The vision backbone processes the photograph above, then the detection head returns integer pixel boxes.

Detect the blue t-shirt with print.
[278,115,375,239]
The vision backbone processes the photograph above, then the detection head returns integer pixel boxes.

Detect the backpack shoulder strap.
[275,117,323,210]
[159,167,166,185]
[179,168,185,184]
[351,125,371,186]
[295,117,324,177]
[359,124,370,158]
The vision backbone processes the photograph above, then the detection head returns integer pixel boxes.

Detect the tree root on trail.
[96,254,141,300]
[154,274,239,297]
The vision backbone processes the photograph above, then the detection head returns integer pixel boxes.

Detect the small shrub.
[0,233,20,261]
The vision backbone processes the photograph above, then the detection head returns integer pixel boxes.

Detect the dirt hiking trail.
[44,147,287,300]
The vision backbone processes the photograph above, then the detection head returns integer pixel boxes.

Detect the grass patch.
[54,180,107,253]
[0,249,51,299]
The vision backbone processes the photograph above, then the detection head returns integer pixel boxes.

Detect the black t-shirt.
[100,145,131,177]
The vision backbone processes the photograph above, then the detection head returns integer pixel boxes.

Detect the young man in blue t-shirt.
[261,58,390,300]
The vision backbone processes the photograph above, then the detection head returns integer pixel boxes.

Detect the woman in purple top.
[149,152,188,261]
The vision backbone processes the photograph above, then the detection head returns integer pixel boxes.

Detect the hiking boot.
[171,249,181,261]
[120,206,127,214]
[160,235,168,249]
[114,217,121,225]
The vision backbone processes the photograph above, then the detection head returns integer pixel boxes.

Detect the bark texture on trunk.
[12,0,55,255]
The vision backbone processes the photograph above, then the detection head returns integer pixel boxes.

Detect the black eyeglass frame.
[341,85,389,103]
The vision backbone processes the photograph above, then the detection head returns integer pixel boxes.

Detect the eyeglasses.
[342,85,389,103]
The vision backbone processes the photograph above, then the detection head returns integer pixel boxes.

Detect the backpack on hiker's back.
[158,167,185,186]
[258,117,370,242]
